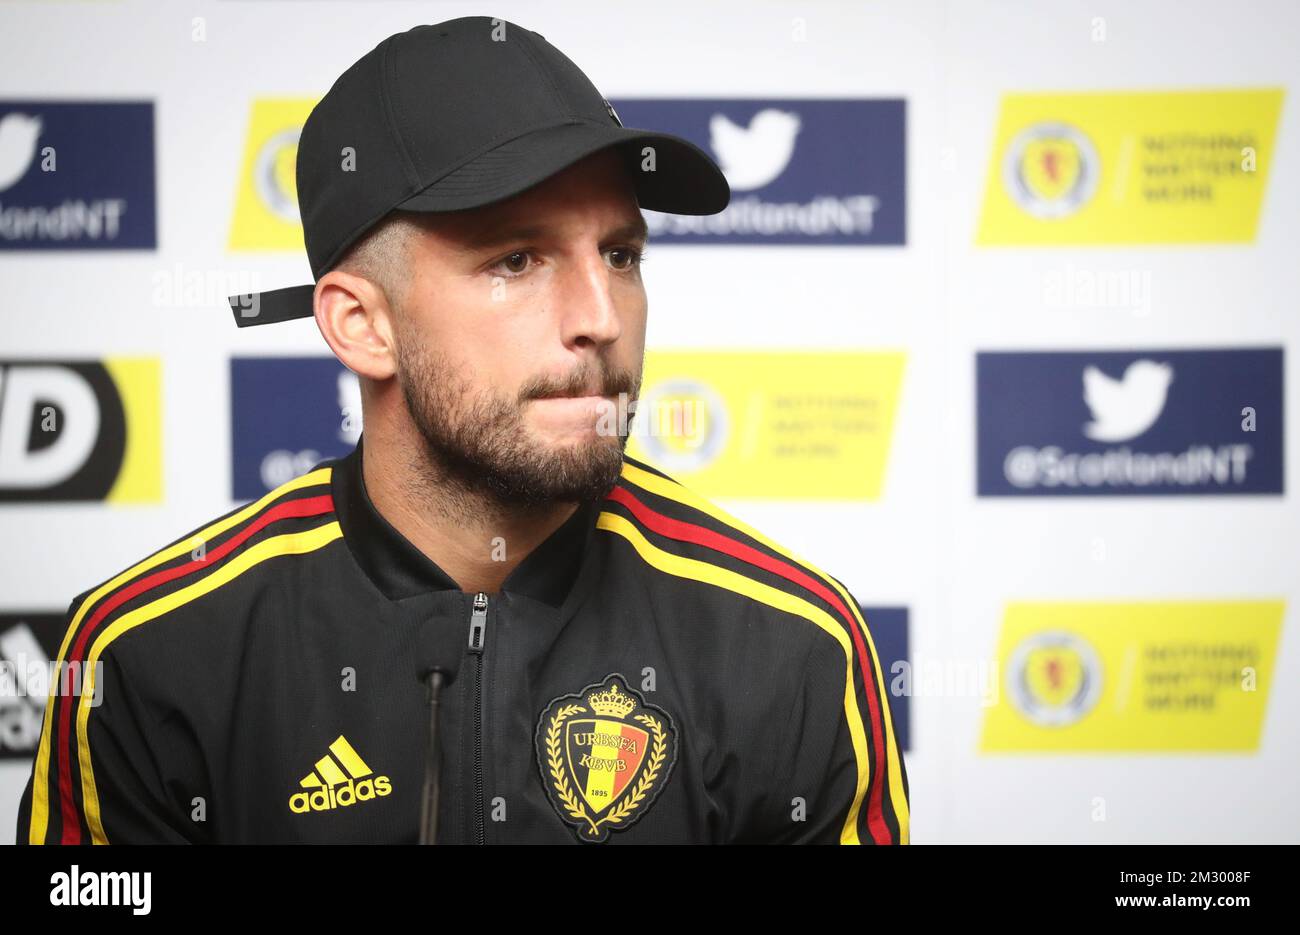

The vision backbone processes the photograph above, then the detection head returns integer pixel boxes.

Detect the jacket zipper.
[467,591,488,845]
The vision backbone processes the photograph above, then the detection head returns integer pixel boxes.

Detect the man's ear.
[314,270,397,381]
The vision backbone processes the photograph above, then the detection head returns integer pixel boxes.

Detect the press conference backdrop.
[1,0,1297,844]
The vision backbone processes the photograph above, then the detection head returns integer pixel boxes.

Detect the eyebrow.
[460,215,649,251]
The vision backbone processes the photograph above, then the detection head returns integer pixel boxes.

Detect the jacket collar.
[331,435,600,608]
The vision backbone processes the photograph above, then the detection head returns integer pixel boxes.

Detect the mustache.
[521,363,640,401]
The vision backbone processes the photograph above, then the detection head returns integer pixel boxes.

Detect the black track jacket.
[16,436,909,844]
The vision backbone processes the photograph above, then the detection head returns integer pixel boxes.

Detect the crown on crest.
[587,681,637,718]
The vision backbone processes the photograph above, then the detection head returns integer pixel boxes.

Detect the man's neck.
[361,431,577,596]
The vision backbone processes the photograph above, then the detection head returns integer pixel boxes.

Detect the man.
[16,16,908,844]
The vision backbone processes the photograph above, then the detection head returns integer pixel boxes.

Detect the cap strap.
[228,284,316,327]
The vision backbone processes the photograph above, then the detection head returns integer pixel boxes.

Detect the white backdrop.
[1,0,1297,844]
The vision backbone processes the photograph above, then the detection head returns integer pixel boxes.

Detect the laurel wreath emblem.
[544,703,669,840]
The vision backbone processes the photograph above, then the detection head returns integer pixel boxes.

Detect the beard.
[393,338,641,511]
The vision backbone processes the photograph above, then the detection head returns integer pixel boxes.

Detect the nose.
[555,246,624,350]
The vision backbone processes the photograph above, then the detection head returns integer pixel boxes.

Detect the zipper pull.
[467,592,488,653]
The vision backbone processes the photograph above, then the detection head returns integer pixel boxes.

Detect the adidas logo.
[288,735,392,814]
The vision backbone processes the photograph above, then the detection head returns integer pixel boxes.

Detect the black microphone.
[417,626,464,845]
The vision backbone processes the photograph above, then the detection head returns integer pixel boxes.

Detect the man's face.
[390,147,647,508]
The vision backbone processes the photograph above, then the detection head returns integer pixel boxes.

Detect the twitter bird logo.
[1082,359,1173,442]
[0,112,42,193]
[708,109,800,191]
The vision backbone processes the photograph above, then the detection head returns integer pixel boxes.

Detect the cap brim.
[395,121,730,217]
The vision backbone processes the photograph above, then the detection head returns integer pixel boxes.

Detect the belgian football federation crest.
[534,673,677,843]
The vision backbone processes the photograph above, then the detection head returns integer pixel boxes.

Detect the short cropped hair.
[330,210,427,311]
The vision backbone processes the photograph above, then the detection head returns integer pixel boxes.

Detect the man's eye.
[497,251,530,275]
[608,247,644,271]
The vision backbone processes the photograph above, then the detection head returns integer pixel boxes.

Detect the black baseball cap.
[228,16,730,327]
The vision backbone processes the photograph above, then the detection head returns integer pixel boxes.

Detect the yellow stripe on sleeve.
[617,461,909,843]
[74,521,342,844]
[29,467,333,844]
